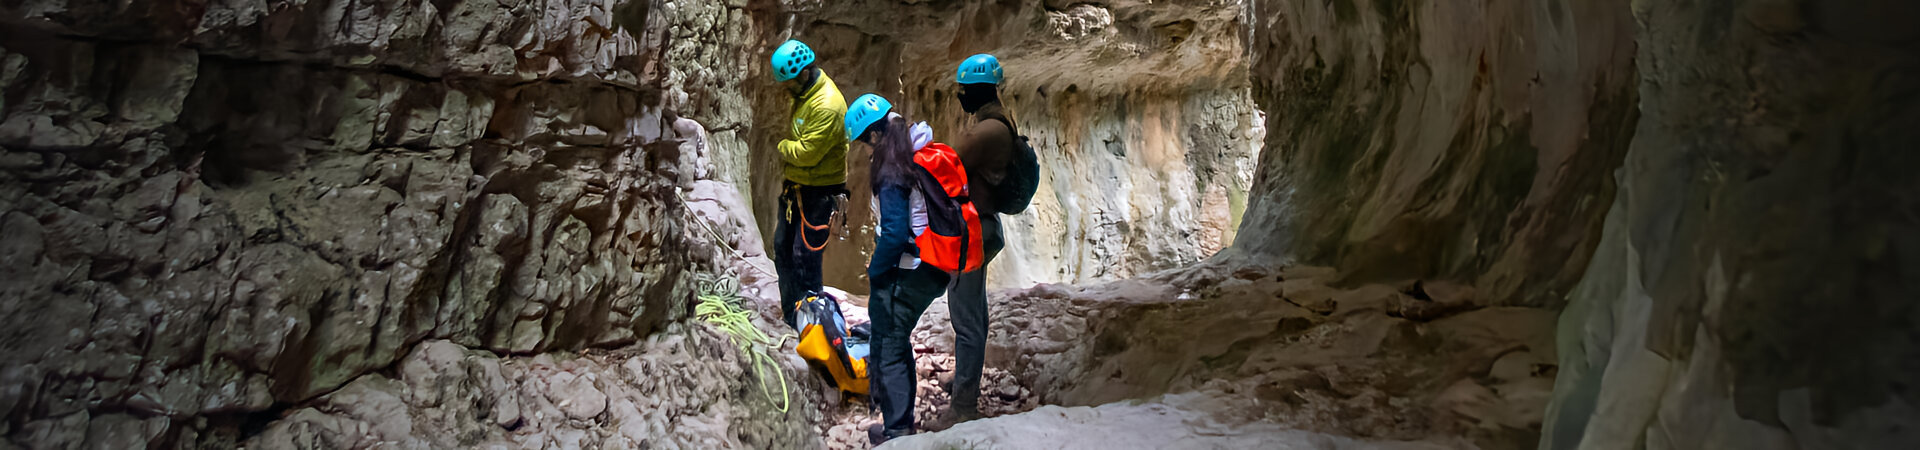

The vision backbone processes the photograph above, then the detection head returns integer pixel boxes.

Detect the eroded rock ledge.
[0,0,792,446]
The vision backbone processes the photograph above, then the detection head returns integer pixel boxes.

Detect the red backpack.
[910,143,985,273]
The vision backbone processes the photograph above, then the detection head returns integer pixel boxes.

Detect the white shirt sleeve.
[898,188,928,270]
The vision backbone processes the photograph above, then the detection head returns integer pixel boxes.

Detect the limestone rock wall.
[1237,0,1920,447]
[661,0,765,208]
[918,87,1263,289]
[1539,1,1920,448]
[1239,0,1638,307]
[747,0,1262,292]
[0,0,780,446]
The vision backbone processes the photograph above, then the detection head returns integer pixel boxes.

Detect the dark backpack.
[978,113,1040,215]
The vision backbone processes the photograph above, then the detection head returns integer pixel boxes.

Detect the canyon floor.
[797,258,1555,450]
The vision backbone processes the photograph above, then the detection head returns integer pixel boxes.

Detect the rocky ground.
[819,355,1037,450]
[812,292,1040,450]
[124,250,1551,450]
[247,325,825,450]
[804,255,1556,449]
[888,397,1464,450]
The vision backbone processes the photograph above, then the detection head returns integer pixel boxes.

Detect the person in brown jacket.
[942,53,1014,425]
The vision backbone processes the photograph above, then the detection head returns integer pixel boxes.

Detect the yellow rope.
[694,273,792,414]
[676,188,796,413]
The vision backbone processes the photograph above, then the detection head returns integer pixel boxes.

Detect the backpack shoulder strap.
[974,110,1018,136]
[913,144,970,198]
[905,155,946,202]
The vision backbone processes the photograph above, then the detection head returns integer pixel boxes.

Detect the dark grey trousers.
[947,214,1003,413]
[868,265,949,434]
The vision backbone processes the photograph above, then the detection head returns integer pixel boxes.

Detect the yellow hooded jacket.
[779,71,849,186]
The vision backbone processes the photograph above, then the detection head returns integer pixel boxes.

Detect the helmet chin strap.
[797,67,819,93]
[785,68,816,98]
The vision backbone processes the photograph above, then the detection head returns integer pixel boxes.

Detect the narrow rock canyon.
[0,0,1912,449]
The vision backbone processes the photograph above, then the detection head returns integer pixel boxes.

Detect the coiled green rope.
[693,272,792,414]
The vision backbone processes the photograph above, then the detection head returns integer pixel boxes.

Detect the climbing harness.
[784,184,837,252]
[832,193,850,241]
[694,272,793,414]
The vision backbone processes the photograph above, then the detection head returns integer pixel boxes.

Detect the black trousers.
[773,181,845,328]
[868,265,951,434]
[947,214,1004,413]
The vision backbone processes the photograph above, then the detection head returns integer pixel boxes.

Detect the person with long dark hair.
[843,93,956,444]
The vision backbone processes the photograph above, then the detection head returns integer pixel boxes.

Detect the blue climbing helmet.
[771,40,816,82]
[955,53,1003,85]
[844,94,893,142]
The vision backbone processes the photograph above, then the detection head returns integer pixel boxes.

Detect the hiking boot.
[923,406,982,431]
[946,406,983,425]
[868,424,912,445]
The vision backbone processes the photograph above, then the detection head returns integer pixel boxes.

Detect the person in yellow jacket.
[770,39,850,328]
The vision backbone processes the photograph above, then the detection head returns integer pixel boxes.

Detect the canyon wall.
[1540,0,1920,448]
[1240,0,1638,307]
[1239,0,1919,447]
[0,0,814,446]
[746,0,1262,292]
[2,0,1911,446]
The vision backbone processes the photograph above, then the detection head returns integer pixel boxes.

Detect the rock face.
[0,0,816,446]
[1239,0,1638,307]
[247,329,826,449]
[1540,1,1920,449]
[4,0,1912,447]
[659,0,765,208]
[747,0,1262,292]
[1235,0,1919,447]
[906,260,1561,449]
